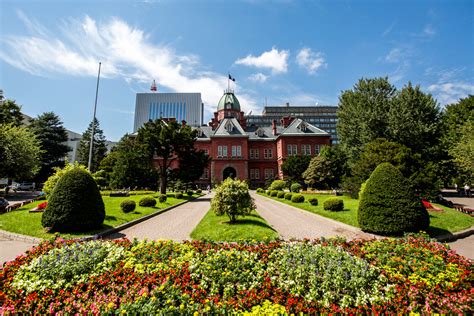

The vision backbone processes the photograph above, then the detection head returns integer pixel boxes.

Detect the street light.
[88,62,101,171]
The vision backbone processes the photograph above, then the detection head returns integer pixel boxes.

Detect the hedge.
[323,198,344,211]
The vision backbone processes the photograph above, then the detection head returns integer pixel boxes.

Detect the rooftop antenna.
[265,97,267,107]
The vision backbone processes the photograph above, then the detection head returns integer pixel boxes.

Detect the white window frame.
[302,144,311,156]
[231,145,241,157]
[254,169,260,179]
[250,148,259,159]
[218,145,228,157]
[264,168,274,180]
[264,148,273,159]
[287,144,297,156]
[315,144,320,155]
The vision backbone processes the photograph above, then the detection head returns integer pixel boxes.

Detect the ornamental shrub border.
[1,235,471,314]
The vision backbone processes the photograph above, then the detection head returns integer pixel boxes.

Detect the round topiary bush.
[41,168,105,232]
[196,189,202,194]
[308,197,318,206]
[139,196,157,207]
[358,163,429,236]
[323,198,344,211]
[186,190,194,197]
[291,194,305,203]
[265,190,271,195]
[120,200,136,213]
[167,192,175,198]
[277,191,285,198]
[290,183,302,193]
[175,192,183,199]
[270,180,286,191]
[284,192,293,200]
[270,190,278,197]
[158,194,167,203]
[256,188,264,193]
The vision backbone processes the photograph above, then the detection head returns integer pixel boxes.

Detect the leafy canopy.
[77,118,107,173]
[281,155,311,184]
[211,178,256,223]
[0,99,23,126]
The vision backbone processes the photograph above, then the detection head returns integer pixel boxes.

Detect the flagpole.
[88,62,101,171]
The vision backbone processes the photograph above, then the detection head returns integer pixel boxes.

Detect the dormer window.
[196,128,203,137]
[225,121,234,132]
[298,122,308,132]
[226,103,232,109]
[256,128,264,137]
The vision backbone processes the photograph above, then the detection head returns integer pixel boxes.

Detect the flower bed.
[1,235,472,314]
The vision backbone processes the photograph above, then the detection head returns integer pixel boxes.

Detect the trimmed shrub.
[284,192,293,200]
[167,192,175,198]
[41,168,105,232]
[265,190,271,195]
[270,190,278,197]
[308,197,318,206]
[290,183,302,193]
[323,198,344,211]
[196,189,202,194]
[277,191,285,198]
[270,180,286,191]
[158,194,167,203]
[358,163,429,236]
[110,192,129,197]
[139,196,156,207]
[187,190,194,197]
[291,194,305,203]
[256,188,264,193]
[175,192,184,199]
[120,200,136,213]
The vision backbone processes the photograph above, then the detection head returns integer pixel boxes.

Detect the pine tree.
[77,118,107,172]
[29,112,70,182]
[0,99,23,126]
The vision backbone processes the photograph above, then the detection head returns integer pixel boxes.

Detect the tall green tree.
[77,118,107,172]
[173,149,210,185]
[137,119,198,194]
[211,178,255,223]
[449,120,474,183]
[109,135,158,189]
[28,112,70,182]
[0,99,23,126]
[281,155,311,184]
[0,123,42,181]
[337,77,396,160]
[303,145,347,189]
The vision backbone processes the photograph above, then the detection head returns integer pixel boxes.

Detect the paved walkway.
[107,195,211,241]
[252,193,378,240]
[0,237,37,265]
[448,235,474,259]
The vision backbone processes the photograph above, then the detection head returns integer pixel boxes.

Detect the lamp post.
[88,62,101,171]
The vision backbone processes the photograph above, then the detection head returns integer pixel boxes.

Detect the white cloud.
[427,82,474,105]
[382,21,396,37]
[235,47,289,74]
[248,73,268,83]
[385,48,403,63]
[0,13,258,114]
[295,48,326,74]
[422,24,436,37]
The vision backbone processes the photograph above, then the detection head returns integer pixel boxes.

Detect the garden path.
[0,236,37,265]
[252,192,378,241]
[107,194,212,241]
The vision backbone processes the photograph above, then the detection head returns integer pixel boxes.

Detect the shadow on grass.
[221,218,277,232]
[426,226,452,238]
[105,215,117,221]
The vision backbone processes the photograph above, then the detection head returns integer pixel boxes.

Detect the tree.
[28,112,70,182]
[211,178,256,223]
[281,155,311,184]
[358,163,429,236]
[337,77,396,160]
[137,119,198,194]
[109,135,158,189]
[0,99,23,126]
[172,149,210,185]
[43,161,89,196]
[42,167,105,232]
[0,123,42,181]
[303,145,347,189]
[449,120,474,183]
[77,118,107,172]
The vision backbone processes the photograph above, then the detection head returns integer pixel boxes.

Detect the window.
[218,145,228,157]
[231,145,241,157]
[264,168,274,180]
[250,148,259,159]
[264,148,273,159]
[225,121,233,132]
[250,169,260,179]
[314,144,320,155]
[301,144,311,156]
[287,144,297,156]
[203,149,209,156]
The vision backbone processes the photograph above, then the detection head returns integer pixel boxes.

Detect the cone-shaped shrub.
[358,163,429,236]
[42,168,105,232]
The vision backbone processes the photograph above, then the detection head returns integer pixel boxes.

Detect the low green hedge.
[323,198,344,212]
[270,190,278,197]
[139,196,157,207]
[256,188,264,193]
[290,183,302,193]
[284,193,293,200]
[277,191,285,198]
[308,197,318,206]
[291,194,305,203]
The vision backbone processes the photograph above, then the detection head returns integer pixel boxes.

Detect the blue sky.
[1,0,473,141]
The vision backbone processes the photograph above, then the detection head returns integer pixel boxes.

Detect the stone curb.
[0,195,204,243]
[435,227,474,243]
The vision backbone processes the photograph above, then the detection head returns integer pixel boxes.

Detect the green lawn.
[0,193,199,239]
[258,193,474,237]
[190,209,279,242]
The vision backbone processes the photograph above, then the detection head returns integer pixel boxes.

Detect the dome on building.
[217,91,241,112]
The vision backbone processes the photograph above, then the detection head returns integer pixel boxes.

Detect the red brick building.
[195,90,331,188]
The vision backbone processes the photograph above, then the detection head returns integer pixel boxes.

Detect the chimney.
[281,116,291,128]
[272,119,277,135]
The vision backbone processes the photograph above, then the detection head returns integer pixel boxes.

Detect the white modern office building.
[133,92,203,132]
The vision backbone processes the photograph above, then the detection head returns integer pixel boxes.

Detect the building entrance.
[223,167,237,180]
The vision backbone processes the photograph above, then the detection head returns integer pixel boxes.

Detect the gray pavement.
[448,235,474,259]
[107,194,211,241]
[252,193,378,240]
[1,237,37,265]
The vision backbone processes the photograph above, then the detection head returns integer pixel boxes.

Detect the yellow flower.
[193,312,199,316]
[206,306,211,311]
[121,310,127,315]
[180,304,185,310]
[107,302,116,309]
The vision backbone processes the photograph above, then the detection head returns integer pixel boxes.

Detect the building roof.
[217,91,241,112]
[213,118,247,137]
[279,118,329,136]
